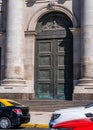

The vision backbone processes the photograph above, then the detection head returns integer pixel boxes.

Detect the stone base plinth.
[1,78,26,85]
[73,78,93,100]
[73,93,93,100]
[0,79,35,100]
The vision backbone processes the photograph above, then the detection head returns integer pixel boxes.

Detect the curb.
[21,123,49,128]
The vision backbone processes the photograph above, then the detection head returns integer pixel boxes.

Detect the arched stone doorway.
[35,11,73,100]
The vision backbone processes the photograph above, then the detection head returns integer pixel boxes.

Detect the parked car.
[49,102,93,130]
[0,98,30,129]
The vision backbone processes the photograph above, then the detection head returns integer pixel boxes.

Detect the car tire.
[0,117,11,129]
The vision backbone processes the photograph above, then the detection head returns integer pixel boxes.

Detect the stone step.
[18,99,92,112]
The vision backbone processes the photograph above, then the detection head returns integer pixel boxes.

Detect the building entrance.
[35,12,73,100]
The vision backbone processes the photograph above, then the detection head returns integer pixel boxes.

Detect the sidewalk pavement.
[22,111,52,128]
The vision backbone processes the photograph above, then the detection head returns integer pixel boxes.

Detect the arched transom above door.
[27,4,77,31]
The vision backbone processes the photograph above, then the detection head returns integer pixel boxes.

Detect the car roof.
[0,99,14,106]
[0,98,23,107]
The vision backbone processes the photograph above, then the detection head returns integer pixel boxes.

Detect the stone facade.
[0,0,92,100]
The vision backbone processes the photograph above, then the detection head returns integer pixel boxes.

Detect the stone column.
[6,0,24,79]
[74,0,93,100]
[0,0,2,31]
[81,0,93,78]
[0,0,28,99]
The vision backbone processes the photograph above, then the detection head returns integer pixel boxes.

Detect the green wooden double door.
[35,38,73,100]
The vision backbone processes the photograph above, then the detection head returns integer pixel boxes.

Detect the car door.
[0,102,3,116]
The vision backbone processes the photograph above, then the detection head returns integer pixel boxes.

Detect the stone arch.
[27,4,77,31]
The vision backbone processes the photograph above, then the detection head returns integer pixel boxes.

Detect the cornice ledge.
[69,27,81,33]
[0,32,6,36]
[25,31,37,36]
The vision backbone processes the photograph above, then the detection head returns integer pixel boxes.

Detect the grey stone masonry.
[74,0,93,99]
[81,0,93,78]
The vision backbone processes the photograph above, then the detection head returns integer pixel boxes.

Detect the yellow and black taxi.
[0,98,30,129]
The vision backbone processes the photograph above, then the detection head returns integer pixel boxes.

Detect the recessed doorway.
[35,12,73,100]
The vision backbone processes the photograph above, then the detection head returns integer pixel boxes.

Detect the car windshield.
[85,102,93,108]
[0,102,5,107]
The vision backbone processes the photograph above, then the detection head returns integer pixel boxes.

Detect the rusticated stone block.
[73,93,93,100]
[0,93,34,100]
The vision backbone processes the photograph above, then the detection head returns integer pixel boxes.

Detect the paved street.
[0,126,70,130]
[7,128,49,130]
[6,127,70,130]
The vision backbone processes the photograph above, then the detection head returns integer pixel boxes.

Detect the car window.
[8,101,23,106]
[0,102,5,107]
[85,102,93,108]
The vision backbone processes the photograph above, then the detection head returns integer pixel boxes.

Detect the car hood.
[54,106,85,114]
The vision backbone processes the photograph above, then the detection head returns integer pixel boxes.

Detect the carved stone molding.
[42,20,65,31]
[70,27,81,34]
[25,0,36,7]
[25,0,58,7]
[25,31,37,37]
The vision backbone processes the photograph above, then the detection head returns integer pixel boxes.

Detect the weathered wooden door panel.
[35,38,73,99]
